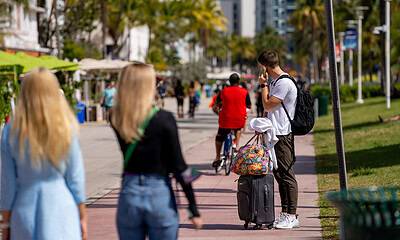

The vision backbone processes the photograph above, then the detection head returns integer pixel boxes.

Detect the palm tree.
[289,0,325,82]
[254,26,287,57]
[187,0,227,59]
[229,34,256,72]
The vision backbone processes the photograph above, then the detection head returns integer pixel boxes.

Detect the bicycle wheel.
[224,136,233,176]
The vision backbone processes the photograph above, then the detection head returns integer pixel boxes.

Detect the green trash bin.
[318,95,329,116]
[326,187,400,240]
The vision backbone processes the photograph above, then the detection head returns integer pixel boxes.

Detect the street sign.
[344,27,357,50]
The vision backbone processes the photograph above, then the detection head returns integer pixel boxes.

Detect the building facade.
[219,0,296,36]
[218,0,256,38]
[255,0,296,35]
[0,0,48,55]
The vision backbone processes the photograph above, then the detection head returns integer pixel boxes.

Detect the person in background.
[212,73,251,168]
[156,77,167,108]
[102,82,116,122]
[174,79,185,118]
[188,81,196,118]
[111,63,202,240]
[0,67,87,240]
[255,84,265,117]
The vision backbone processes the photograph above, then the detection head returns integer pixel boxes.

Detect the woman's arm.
[1,125,17,239]
[164,113,202,228]
[78,204,87,240]
[65,136,87,238]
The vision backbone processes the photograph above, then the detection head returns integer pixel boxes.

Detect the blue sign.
[344,28,357,50]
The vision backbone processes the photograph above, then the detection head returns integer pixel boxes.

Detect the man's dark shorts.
[215,128,241,142]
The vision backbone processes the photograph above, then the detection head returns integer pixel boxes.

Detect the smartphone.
[258,67,266,78]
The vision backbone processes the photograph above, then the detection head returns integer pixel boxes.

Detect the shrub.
[310,84,385,104]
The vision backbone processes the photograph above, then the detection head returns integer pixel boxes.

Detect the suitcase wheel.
[253,224,262,230]
[266,223,274,229]
[244,222,249,229]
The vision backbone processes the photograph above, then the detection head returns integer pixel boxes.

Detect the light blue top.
[103,87,116,107]
[0,124,86,240]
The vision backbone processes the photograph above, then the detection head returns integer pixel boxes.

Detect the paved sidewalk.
[86,96,322,239]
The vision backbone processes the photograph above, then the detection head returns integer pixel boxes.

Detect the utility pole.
[324,0,348,191]
[339,32,345,85]
[356,6,368,104]
[385,0,391,109]
[380,0,386,91]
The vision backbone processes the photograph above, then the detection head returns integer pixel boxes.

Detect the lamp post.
[356,6,368,104]
[373,1,391,109]
[339,32,345,85]
[385,0,391,109]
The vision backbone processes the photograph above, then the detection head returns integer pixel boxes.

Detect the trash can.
[326,187,400,240]
[76,102,86,124]
[318,95,329,116]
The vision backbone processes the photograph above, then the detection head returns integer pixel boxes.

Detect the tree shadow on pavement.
[313,120,382,134]
[316,144,400,174]
[179,223,244,230]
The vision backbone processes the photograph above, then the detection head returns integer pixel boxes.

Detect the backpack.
[275,75,315,135]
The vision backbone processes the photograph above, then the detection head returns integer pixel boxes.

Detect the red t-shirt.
[218,86,249,129]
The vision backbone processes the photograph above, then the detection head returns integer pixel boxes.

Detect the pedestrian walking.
[101,82,116,122]
[188,81,196,118]
[257,50,300,229]
[174,79,185,118]
[111,63,202,240]
[0,67,87,240]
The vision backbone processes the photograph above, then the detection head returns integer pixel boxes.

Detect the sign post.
[344,27,357,86]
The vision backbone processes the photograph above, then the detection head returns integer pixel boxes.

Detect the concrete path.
[83,97,322,239]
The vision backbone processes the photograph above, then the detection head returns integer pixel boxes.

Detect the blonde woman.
[0,68,87,240]
[112,63,202,240]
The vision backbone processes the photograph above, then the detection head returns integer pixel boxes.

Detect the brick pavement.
[86,118,322,239]
[85,95,321,239]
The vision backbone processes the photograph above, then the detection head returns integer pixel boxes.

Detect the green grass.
[313,97,400,239]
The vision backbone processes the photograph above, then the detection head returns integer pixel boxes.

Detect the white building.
[219,0,296,36]
[0,0,48,54]
[218,0,256,38]
[255,0,296,35]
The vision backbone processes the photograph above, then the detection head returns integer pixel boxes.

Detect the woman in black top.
[111,63,202,240]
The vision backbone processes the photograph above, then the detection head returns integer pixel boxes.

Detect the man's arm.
[260,87,282,111]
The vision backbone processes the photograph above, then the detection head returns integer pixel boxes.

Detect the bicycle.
[215,130,236,175]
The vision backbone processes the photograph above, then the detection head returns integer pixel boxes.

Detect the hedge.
[310,84,385,103]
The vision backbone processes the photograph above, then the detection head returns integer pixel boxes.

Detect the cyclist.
[212,73,251,168]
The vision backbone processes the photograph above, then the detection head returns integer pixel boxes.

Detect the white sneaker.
[275,214,300,229]
[273,212,288,228]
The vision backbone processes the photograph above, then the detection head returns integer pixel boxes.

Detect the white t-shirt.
[266,74,297,136]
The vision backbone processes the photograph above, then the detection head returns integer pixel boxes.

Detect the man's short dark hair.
[229,73,240,85]
[257,50,280,68]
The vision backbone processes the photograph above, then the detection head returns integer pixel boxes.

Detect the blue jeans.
[116,174,179,240]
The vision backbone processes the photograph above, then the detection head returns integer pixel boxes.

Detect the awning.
[0,51,78,73]
[79,58,131,72]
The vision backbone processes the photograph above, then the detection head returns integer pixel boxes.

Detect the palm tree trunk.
[311,21,319,83]
[101,0,107,58]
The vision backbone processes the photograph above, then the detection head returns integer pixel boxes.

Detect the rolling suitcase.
[237,174,275,229]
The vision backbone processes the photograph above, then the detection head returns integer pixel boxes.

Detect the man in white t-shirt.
[257,50,299,229]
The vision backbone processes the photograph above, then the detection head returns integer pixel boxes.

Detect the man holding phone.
[257,50,299,229]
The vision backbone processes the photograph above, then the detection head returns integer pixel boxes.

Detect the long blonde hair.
[111,63,156,143]
[11,68,78,167]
